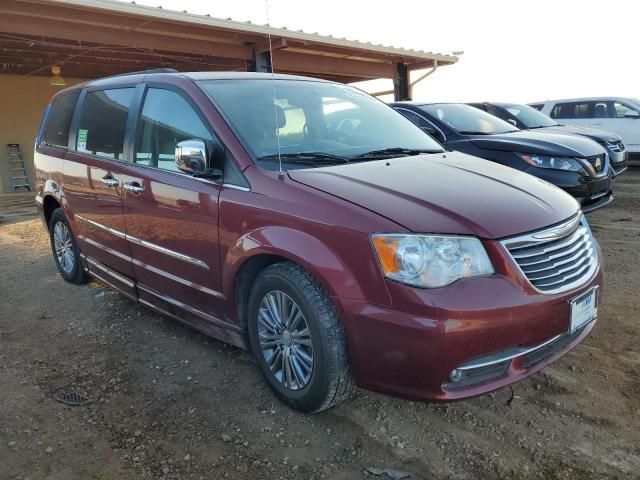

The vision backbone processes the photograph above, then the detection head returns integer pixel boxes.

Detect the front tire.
[247,262,353,413]
[49,208,87,284]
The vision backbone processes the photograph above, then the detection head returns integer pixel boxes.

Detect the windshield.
[503,104,558,128]
[421,103,519,135]
[198,79,443,169]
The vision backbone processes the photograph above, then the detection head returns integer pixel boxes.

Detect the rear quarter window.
[41,91,80,148]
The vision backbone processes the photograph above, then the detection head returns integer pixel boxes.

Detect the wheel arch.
[226,227,366,327]
[41,178,73,227]
[42,194,61,228]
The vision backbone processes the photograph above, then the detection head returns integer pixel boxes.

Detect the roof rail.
[104,68,179,79]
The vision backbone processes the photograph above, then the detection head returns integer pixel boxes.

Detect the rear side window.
[397,109,431,129]
[76,88,135,160]
[41,91,80,148]
[135,88,212,172]
[467,103,486,111]
[396,109,445,143]
[550,102,590,119]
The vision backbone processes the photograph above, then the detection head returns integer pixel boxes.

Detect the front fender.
[223,226,378,302]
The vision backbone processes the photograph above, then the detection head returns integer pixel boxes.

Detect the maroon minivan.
[35,71,602,412]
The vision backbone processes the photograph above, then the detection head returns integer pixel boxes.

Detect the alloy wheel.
[53,221,74,274]
[257,290,314,390]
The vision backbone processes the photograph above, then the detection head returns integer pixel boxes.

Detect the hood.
[468,130,606,157]
[537,124,621,143]
[288,151,579,239]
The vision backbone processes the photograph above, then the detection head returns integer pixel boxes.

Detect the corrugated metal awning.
[0,0,458,82]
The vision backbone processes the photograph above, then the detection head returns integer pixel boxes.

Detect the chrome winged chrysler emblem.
[531,215,582,240]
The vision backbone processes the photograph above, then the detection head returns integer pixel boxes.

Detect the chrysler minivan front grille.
[502,215,597,294]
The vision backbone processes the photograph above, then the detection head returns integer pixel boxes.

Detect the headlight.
[517,153,583,172]
[371,234,494,288]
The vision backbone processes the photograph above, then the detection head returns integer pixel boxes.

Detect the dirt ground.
[1,170,639,480]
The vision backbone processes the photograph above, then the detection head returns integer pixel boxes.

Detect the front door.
[120,87,230,338]
[590,101,640,153]
[63,87,137,297]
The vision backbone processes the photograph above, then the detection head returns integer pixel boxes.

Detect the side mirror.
[507,118,517,126]
[175,139,223,179]
[624,110,640,119]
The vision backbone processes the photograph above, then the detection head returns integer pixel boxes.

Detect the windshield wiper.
[352,147,442,160]
[257,152,350,165]
[457,131,492,135]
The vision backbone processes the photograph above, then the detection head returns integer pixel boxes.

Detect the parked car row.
[529,97,640,160]
[35,71,603,412]
[391,101,627,213]
[468,102,628,176]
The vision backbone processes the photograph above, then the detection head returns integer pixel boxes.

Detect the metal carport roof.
[0,0,458,98]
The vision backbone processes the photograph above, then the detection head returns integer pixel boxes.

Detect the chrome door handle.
[101,176,119,187]
[123,182,145,194]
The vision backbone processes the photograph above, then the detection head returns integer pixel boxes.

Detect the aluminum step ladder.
[6,144,31,192]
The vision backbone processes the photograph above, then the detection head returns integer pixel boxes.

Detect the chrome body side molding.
[75,214,209,270]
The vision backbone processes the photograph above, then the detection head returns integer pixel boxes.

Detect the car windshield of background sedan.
[422,103,519,135]
[504,104,559,128]
[198,79,444,170]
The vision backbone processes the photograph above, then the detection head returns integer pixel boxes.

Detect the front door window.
[135,88,213,172]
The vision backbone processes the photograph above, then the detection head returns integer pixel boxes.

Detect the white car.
[530,97,640,158]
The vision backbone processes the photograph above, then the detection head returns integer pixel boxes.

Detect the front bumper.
[607,148,627,166]
[580,191,614,214]
[524,166,613,213]
[609,150,628,177]
[611,165,628,177]
[338,242,603,402]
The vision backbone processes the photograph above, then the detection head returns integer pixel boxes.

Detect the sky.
[122,0,640,103]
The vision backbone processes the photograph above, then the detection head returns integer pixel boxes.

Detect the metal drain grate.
[54,390,93,406]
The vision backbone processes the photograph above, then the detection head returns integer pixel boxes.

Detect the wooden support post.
[247,49,272,73]
[394,63,410,101]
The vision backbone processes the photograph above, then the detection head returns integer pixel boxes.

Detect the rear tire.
[247,262,353,413]
[49,208,88,284]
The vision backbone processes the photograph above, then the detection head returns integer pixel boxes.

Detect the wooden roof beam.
[0,56,242,71]
[254,38,288,55]
[0,47,246,67]
[0,41,246,66]
[0,0,265,45]
[271,49,396,79]
[0,13,254,60]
